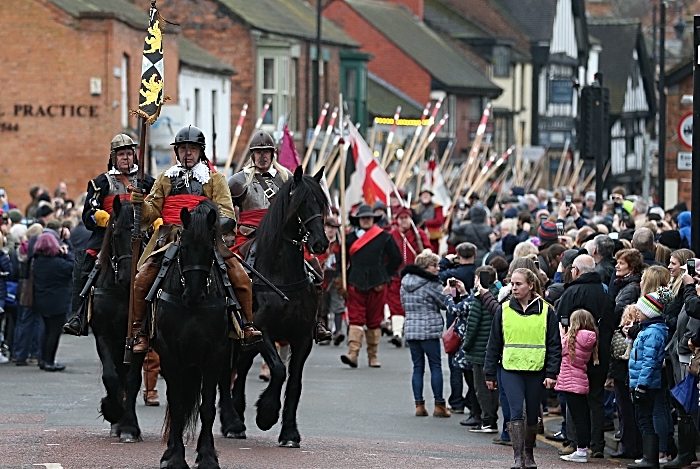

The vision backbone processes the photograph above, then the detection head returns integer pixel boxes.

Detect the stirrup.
[241,323,263,347]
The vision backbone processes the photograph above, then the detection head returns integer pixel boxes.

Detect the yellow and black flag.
[131,1,168,125]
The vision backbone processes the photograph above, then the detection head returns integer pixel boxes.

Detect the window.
[492,45,511,78]
[258,52,297,129]
[121,54,129,129]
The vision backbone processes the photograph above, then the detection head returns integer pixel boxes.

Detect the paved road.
[0,334,626,468]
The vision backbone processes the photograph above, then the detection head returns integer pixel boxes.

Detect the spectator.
[557,309,600,463]
[32,232,74,371]
[654,244,671,268]
[590,234,616,285]
[483,268,560,469]
[611,249,644,318]
[663,249,695,336]
[451,205,492,265]
[633,228,665,267]
[514,241,538,260]
[678,211,691,249]
[400,250,448,417]
[438,242,477,289]
[582,192,596,220]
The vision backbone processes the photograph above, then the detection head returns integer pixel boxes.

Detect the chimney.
[384,0,423,20]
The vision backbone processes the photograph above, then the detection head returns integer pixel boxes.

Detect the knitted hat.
[503,207,519,219]
[636,292,664,319]
[8,208,22,224]
[394,207,413,219]
[538,221,558,243]
[657,230,682,250]
[37,204,54,218]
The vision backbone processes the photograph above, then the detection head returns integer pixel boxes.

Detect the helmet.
[110,134,137,153]
[249,130,275,151]
[171,125,206,148]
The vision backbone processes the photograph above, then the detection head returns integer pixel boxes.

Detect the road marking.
[45,444,60,446]
[34,465,64,469]
[239,447,251,450]
[363,453,377,456]
[43,429,56,432]
[428,457,443,460]
[301,450,313,453]
[110,442,124,445]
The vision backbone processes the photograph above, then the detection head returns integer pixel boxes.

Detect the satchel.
[610,329,627,360]
[18,262,33,307]
[442,319,461,355]
[671,373,699,413]
[689,352,700,377]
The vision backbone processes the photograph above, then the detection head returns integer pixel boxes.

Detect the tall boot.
[142,349,160,406]
[365,328,381,368]
[390,315,405,347]
[63,252,95,336]
[225,258,262,345]
[524,425,538,469]
[508,420,525,469]
[628,434,659,469]
[664,416,697,468]
[132,257,160,353]
[340,325,363,368]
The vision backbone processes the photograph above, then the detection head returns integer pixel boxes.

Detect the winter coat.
[483,296,561,381]
[438,257,476,290]
[679,211,691,248]
[451,215,492,265]
[445,292,471,370]
[628,317,669,390]
[595,256,616,286]
[0,250,12,307]
[400,265,446,341]
[32,252,74,318]
[612,273,641,321]
[462,283,500,365]
[555,330,597,394]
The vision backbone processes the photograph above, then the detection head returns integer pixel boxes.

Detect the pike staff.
[380,106,401,168]
[234,98,271,172]
[223,103,248,176]
[301,102,329,170]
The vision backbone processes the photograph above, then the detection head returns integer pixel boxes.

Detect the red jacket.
[390,226,430,271]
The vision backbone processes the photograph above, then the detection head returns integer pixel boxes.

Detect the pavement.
[0,334,630,468]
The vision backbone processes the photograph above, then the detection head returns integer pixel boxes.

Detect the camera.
[448,279,456,287]
[556,221,565,237]
[565,195,572,207]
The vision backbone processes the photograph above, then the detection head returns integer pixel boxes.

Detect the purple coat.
[555,330,597,395]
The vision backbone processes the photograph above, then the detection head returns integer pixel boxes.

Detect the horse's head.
[290,166,330,255]
[179,200,218,304]
[104,197,134,287]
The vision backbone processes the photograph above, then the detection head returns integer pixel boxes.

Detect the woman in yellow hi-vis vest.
[482,268,561,469]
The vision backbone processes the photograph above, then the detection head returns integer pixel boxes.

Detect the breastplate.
[106,172,137,196]
[239,178,279,212]
[170,174,204,196]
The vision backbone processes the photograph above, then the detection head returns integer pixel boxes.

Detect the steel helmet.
[171,125,206,148]
[249,130,275,151]
[110,134,137,153]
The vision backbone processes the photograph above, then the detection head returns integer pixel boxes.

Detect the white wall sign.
[677,151,692,171]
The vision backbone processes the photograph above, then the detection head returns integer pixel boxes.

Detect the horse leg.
[255,335,286,431]
[228,346,255,439]
[160,354,189,469]
[95,335,123,429]
[119,351,145,443]
[195,366,221,469]
[278,337,313,448]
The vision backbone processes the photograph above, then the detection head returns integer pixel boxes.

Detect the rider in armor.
[228,130,332,342]
[129,125,262,353]
[63,134,155,336]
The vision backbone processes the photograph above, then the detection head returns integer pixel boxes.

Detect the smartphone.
[609,232,619,240]
[479,271,490,288]
[556,221,565,237]
[565,195,572,207]
[534,259,540,270]
[688,259,696,277]
[449,278,457,297]
[540,214,547,224]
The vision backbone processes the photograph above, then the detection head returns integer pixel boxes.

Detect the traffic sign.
[678,112,693,148]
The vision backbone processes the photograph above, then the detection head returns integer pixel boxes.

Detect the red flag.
[278,125,300,170]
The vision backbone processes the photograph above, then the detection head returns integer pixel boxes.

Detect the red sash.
[161,194,208,225]
[349,225,383,257]
[238,208,267,228]
[102,194,130,214]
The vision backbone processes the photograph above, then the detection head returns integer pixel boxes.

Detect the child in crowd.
[557,309,599,463]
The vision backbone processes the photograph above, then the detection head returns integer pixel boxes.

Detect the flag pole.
[301,102,329,170]
[223,103,248,177]
[338,94,348,291]
[234,98,271,172]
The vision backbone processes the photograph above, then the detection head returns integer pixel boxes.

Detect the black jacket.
[641,251,665,268]
[32,252,74,317]
[595,256,616,286]
[483,296,561,381]
[612,273,641,320]
[437,257,476,290]
[346,229,402,290]
[83,172,155,251]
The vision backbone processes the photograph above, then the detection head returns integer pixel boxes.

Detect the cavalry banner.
[132,3,168,124]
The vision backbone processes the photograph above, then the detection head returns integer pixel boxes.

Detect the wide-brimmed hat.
[349,204,382,223]
[324,216,341,228]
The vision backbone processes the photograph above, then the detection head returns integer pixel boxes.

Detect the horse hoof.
[225,431,246,439]
[120,433,140,443]
[278,440,300,448]
[110,424,119,438]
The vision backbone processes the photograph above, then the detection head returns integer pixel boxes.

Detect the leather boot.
[142,350,160,406]
[524,425,538,469]
[415,400,428,417]
[628,434,659,469]
[664,416,696,468]
[340,325,363,368]
[225,258,262,345]
[508,420,525,469]
[132,257,160,353]
[390,315,405,347]
[433,400,451,418]
[63,253,95,336]
[365,328,381,368]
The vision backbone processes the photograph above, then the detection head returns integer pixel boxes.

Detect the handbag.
[689,352,700,377]
[442,319,461,355]
[671,373,699,413]
[610,329,627,360]
[18,262,33,308]
[5,280,18,306]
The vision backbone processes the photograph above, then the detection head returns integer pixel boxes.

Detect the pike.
[223,103,248,176]
[437,138,455,175]
[234,98,271,172]
[467,145,514,199]
[568,160,584,189]
[316,106,338,176]
[414,114,449,191]
[402,98,442,186]
[301,102,329,170]
[464,102,492,189]
[380,106,401,168]
[338,94,348,291]
[552,138,570,189]
[395,101,432,185]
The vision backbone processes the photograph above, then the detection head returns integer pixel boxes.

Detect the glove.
[633,386,647,403]
[130,190,144,204]
[153,218,164,231]
[93,209,110,228]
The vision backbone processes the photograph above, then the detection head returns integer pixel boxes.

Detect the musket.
[230,252,289,301]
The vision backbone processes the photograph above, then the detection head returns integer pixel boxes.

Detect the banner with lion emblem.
[132,2,168,125]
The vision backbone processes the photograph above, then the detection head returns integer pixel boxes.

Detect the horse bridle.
[285,213,323,250]
[176,234,216,293]
[109,221,133,280]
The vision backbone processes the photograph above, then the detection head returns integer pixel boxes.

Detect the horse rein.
[109,221,133,280]
[285,213,323,250]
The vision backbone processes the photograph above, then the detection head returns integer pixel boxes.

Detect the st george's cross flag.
[131,2,169,124]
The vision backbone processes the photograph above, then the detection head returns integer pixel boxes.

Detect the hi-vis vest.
[502,301,549,371]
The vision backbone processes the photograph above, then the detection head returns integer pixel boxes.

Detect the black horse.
[153,199,230,469]
[220,166,329,448]
[89,197,146,442]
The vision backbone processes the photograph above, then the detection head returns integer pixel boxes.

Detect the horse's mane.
[98,200,134,273]
[255,174,329,272]
[184,199,222,243]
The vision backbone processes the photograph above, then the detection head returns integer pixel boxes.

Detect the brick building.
[0,0,182,204]
[665,58,693,209]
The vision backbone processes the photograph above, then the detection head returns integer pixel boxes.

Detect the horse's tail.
[161,369,203,444]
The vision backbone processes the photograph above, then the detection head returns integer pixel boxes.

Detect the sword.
[231,253,289,301]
